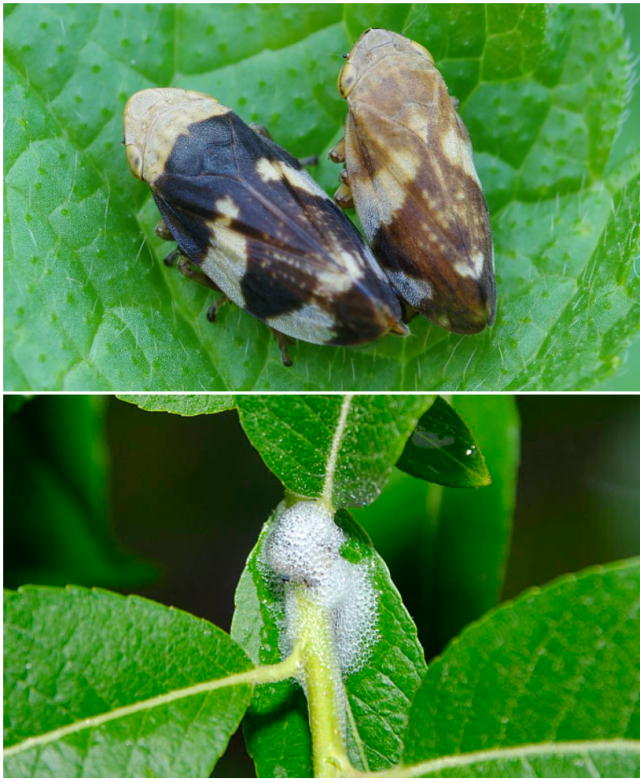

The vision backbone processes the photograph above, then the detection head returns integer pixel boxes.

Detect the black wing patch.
[152,112,402,341]
[155,113,360,265]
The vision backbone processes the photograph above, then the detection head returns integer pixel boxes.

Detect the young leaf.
[396,396,491,488]
[236,394,434,508]
[231,507,427,777]
[4,4,638,392]
[3,586,253,778]
[117,394,236,416]
[401,558,640,777]
[420,395,521,658]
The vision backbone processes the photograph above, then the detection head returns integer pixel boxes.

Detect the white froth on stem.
[263,501,379,676]
[261,500,379,775]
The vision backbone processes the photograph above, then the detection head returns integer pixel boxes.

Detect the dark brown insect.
[124,88,408,365]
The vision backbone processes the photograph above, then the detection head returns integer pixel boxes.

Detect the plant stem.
[296,588,355,777]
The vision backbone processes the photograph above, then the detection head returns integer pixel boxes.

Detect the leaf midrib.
[321,393,354,506]
[2,656,301,761]
[2,671,250,760]
[387,739,640,778]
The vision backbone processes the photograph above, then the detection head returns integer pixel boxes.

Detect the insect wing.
[341,29,496,335]
[150,109,404,346]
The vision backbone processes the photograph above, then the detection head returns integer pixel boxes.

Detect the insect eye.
[409,40,434,64]
[337,62,358,98]
[125,143,143,179]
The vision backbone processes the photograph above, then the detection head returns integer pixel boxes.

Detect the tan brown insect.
[330,28,496,335]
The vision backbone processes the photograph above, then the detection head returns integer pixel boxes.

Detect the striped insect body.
[124,88,408,364]
[331,29,497,335]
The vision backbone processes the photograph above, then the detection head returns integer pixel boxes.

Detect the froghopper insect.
[330,28,497,335]
[123,88,408,365]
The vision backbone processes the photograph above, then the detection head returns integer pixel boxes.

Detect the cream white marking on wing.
[256,157,281,182]
[280,163,332,199]
[441,127,480,181]
[215,195,240,226]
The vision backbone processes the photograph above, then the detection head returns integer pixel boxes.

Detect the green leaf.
[396,396,490,488]
[117,393,236,416]
[401,558,640,777]
[354,396,520,660]
[3,586,253,778]
[350,469,431,650]
[420,396,520,658]
[610,4,640,170]
[231,506,427,777]
[4,4,638,392]
[508,170,640,390]
[237,394,434,508]
[351,468,429,568]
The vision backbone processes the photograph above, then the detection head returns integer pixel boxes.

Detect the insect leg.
[330,141,353,209]
[163,248,181,267]
[155,220,182,267]
[401,304,420,324]
[172,256,229,324]
[176,256,222,292]
[298,155,319,167]
[339,168,351,186]
[334,182,354,210]
[328,137,345,163]
[269,328,293,368]
[206,296,230,323]
[155,219,174,241]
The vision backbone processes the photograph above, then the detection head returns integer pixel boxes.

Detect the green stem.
[296,589,355,777]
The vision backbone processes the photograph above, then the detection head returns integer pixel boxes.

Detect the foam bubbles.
[262,501,379,677]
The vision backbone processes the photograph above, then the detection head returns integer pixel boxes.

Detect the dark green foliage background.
[4,3,640,391]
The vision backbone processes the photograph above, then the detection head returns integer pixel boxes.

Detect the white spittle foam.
[261,501,379,681]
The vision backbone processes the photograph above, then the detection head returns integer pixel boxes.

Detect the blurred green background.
[4,392,640,775]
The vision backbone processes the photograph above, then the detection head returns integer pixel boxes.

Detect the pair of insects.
[124,28,496,365]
